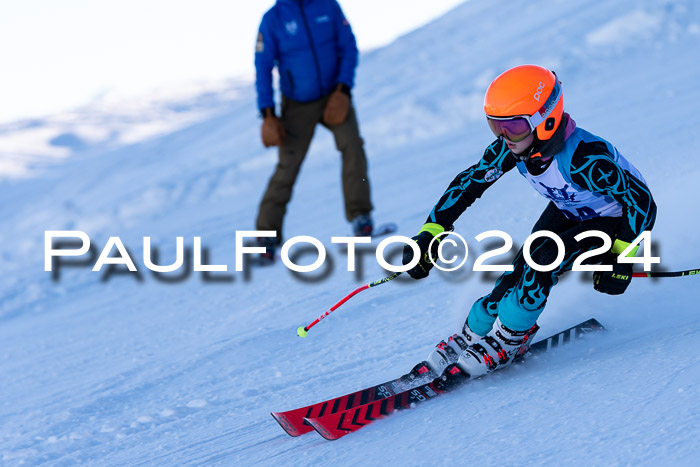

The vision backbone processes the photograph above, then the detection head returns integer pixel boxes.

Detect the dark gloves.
[323,84,350,126]
[593,253,633,295]
[261,109,286,148]
[402,231,440,280]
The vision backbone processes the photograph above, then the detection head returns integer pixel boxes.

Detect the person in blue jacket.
[402,65,656,379]
[254,0,374,260]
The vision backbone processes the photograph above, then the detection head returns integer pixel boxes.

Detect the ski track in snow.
[1,0,700,464]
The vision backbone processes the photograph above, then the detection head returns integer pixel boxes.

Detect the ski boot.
[457,318,539,378]
[351,214,373,237]
[425,322,483,375]
[256,237,279,265]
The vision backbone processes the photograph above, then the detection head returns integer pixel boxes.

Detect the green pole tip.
[297,326,309,338]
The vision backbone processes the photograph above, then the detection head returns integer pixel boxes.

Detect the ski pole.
[297,272,402,337]
[633,268,700,278]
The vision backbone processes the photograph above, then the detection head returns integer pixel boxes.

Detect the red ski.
[303,318,605,440]
[271,361,435,436]
[304,368,462,440]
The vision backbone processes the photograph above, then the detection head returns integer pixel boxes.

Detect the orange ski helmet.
[484,65,563,142]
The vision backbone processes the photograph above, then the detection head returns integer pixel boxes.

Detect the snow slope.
[1,0,699,464]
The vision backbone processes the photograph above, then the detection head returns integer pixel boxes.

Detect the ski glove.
[402,231,438,279]
[593,252,633,295]
[402,223,449,279]
[261,111,286,148]
[323,85,350,126]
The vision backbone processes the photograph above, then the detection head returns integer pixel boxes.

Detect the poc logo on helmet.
[534,81,546,102]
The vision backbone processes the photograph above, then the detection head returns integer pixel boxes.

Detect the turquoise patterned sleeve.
[427,138,516,228]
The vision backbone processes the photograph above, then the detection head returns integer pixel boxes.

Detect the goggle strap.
[530,80,562,128]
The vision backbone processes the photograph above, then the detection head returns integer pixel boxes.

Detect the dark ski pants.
[256,95,373,241]
[466,203,624,335]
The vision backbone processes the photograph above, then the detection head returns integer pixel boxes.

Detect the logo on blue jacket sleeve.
[285,21,298,36]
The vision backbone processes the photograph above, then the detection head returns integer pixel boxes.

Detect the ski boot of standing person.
[402,64,656,378]
[351,213,373,236]
[255,236,280,265]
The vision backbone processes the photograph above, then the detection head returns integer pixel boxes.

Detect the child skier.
[402,65,656,378]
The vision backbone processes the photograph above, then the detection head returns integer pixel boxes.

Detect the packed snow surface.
[1,0,699,464]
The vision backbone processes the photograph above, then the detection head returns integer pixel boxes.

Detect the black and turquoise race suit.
[425,117,656,334]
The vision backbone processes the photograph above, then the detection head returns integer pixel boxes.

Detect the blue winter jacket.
[255,0,359,111]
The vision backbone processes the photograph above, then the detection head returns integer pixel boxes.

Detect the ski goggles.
[486,79,562,142]
[486,116,535,142]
